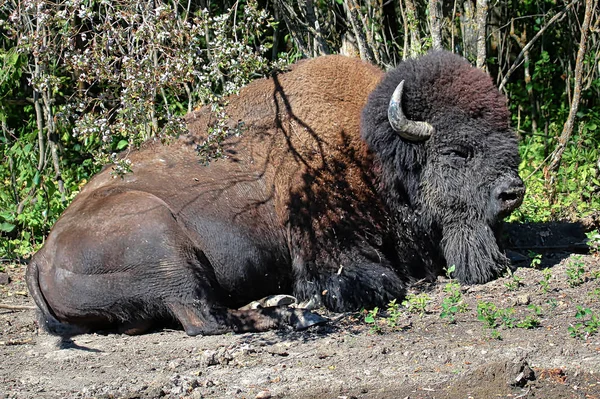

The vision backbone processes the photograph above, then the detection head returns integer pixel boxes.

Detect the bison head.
[362,51,525,284]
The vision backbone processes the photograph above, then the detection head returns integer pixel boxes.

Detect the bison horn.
[388,80,434,141]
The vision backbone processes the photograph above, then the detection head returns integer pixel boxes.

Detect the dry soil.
[1,222,599,399]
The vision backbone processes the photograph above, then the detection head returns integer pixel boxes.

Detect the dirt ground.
[1,222,600,399]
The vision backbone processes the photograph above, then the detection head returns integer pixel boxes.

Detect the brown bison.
[27,51,525,336]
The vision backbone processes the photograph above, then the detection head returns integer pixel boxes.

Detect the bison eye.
[442,147,470,161]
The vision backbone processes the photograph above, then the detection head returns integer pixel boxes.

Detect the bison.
[26,51,525,336]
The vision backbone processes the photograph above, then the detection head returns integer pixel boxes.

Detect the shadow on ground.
[503,221,591,269]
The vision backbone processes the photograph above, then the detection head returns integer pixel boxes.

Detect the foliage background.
[0,0,599,263]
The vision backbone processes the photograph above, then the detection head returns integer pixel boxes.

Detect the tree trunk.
[475,0,488,70]
[428,0,443,50]
[404,0,421,57]
[344,0,375,62]
[302,0,329,56]
[450,0,459,53]
[276,0,310,57]
[398,0,410,59]
[510,22,538,133]
[460,0,477,59]
[543,0,594,201]
[17,21,47,215]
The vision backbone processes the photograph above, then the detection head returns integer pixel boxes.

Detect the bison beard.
[27,51,524,336]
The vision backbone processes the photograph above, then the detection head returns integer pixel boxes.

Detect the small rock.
[508,359,535,387]
[202,350,219,366]
[0,272,9,285]
[170,385,184,395]
[255,390,271,399]
[267,346,289,357]
[202,347,233,366]
[516,294,530,305]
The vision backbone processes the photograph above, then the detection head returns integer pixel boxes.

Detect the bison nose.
[494,177,525,215]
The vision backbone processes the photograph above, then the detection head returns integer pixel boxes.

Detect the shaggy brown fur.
[26,52,524,336]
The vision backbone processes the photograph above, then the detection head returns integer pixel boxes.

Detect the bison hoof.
[289,309,328,330]
[239,294,298,310]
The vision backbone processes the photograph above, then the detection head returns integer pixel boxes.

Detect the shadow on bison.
[27,51,526,337]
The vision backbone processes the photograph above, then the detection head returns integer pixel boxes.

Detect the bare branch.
[344,0,375,62]
[302,0,330,55]
[510,22,538,133]
[498,0,581,91]
[544,0,594,198]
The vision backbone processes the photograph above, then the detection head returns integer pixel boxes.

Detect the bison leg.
[222,307,327,332]
[30,188,326,336]
[167,301,326,336]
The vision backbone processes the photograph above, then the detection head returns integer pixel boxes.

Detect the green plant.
[363,299,408,332]
[385,299,404,328]
[566,255,586,287]
[364,307,381,333]
[518,305,542,329]
[587,230,600,254]
[445,265,456,279]
[546,298,559,309]
[498,307,518,329]
[568,306,600,339]
[482,305,514,332]
[538,268,553,293]
[0,0,276,262]
[504,269,524,291]
[477,301,501,338]
[517,315,541,329]
[527,304,543,316]
[402,293,431,318]
[440,281,468,323]
[528,251,543,269]
[589,288,600,299]
[476,301,542,338]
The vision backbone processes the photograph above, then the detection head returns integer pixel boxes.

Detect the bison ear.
[388,80,434,142]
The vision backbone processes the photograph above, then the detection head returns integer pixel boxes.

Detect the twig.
[0,338,34,346]
[344,0,375,62]
[0,304,36,311]
[524,152,553,181]
[498,0,580,91]
[303,0,329,55]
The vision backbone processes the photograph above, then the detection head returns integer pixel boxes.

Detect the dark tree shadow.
[502,221,590,269]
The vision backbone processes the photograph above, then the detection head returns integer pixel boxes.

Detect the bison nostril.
[497,185,525,212]
[499,190,519,203]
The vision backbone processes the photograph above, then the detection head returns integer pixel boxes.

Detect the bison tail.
[26,260,87,337]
